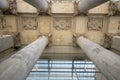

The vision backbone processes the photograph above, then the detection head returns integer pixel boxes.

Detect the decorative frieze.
[54,17,72,30]
[22,16,38,30]
[87,17,103,31]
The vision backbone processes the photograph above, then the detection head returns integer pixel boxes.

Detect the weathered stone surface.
[6,15,17,33]
[88,2,109,14]
[108,16,120,34]
[51,16,73,46]
[20,15,39,44]
[0,16,6,30]
[8,0,17,14]
[51,2,74,14]
[38,16,51,35]
[111,36,120,51]
[87,16,103,31]
[16,0,37,13]
[108,1,120,16]
[0,36,48,80]
[77,0,108,13]
[0,35,14,52]
[75,16,88,34]
[22,16,37,30]
[24,0,48,12]
[77,37,120,80]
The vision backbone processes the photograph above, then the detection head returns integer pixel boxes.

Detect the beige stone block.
[86,31,105,45]
[51,2,74,14]
[75,16,87,34]
[38,16,51,34]
[17,0,37,13]
[0,35,14,52]
[111,36,120,51]
[52,30,73,46]
[20,30,39,44]
[108,16,120,34]
[89,2,109,14]
[6,15,17,33]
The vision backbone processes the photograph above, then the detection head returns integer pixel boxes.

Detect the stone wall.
[0,35,14,52]
[0,0,119,46]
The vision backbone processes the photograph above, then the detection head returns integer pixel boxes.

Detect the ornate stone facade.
[87,17,103,31]
[54,17,72,30]
[22,17,38,30]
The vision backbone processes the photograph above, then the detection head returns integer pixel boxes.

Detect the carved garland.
[87,17,103,31]
[54,17,72,30]
[22,17,38,30]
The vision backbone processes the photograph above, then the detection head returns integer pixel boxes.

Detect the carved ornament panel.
[54,17,72,30]
[22,17,38,30]
[87,17,103,31]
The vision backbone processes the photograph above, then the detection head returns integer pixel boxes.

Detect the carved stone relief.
[108,1,120,16]
[7,0,17,14]
[54,17,72,30]
[0,16,6,30]
[87,17,103,31]
[22,17,38,30]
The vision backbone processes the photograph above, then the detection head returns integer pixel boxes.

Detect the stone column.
[77,37,120,80]
[77,0,109,13]
[0,0,9,11]
[24,0,49,12]
[0,36,48,80]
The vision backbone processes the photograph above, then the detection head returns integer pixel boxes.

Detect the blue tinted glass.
[26,59,100,80]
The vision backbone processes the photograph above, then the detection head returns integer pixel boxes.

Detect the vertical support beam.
[0,0,9,11]
[0,36,48,80]
[77,0,109,13]
[77,37,120,80]
[24,0,49,12]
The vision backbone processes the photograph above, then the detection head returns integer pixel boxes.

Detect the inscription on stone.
[87,17,103,31]
[22,17,37,30]
[54,17,72,30]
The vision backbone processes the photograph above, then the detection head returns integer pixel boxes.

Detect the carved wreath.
[87,17,103,31]
[22,17,38,30]
[54,17,72,30]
